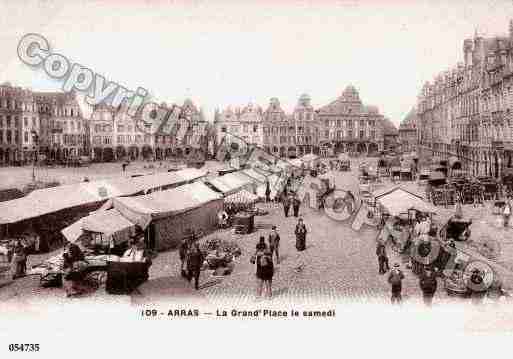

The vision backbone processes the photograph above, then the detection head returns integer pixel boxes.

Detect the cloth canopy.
[376,188,436,217]
[81,209,136,237]
[113,182,223,229]
[256,174,283,199]
[207,171,256,195]
[429,171,446,181]
[61,209,136,244]
[241,168,270,184]
[302,154,319,163]
[0,168,207,225]
[225,190,258,204]
[289,158,303,168]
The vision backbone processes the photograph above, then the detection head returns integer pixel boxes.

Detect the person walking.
[294,218,307,252]
[186,242,204,290]
[294,218,307,272]
[419,268,438,306]
[503,199,511,228]
[268,226,281,264]
[265,180,271,203]
[292,195,301,217]
[376,241,389,275]
[256,236,268,252]
[178,237,190,278]
[260,250,274,298]
[387,263,405,305]
[253,246,266,298]
[282,193,291,217]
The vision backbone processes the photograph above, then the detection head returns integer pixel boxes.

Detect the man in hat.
[387,263,405,305]
[376,241,389,275]
[419,268,438,306]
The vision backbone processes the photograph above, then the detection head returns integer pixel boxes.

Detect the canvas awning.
[0,168,207,225]
[241,168,270,184]
[302,153,319,162]
[376,188,436,217]
[289,158,303,168]
[61,209,136,243]
[207,171,256,195]
[113,182,223,229]
[225,190,258,204]
[338,153,350,162]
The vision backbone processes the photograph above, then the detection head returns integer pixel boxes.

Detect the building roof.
[399,108,417,130]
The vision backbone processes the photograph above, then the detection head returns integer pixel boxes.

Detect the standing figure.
[387,263,405,305]
[268,226,281,264]
[254,247,266,298]
[11,239,27,280]
[292,195,301,217]
[503,199,511,228]
[62,241,86,297]
[265,180,271,203]
[419,268,438,306]
[282,193,291,217]
[186,242,204,290]
[294,218,307,252]
[178,237,190,278]
[376,241,389,275]
[256,236,268,252]
[260,250,274,298]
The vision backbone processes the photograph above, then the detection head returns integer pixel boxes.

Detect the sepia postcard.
[1,0,513,357]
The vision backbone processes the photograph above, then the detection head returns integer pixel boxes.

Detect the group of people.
[281,192,302,218]
[178,234,204,290]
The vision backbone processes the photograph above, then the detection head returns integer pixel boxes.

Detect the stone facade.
[417,20,513,178]
[0,82,86,165]
[398,108,418,153]
[89,99,213,162]
[214,86,388,158]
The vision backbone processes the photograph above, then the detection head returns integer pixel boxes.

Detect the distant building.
[382,117,399,152]
[417,19,513,178]
[399,108,418,153]
[0,83,86,165]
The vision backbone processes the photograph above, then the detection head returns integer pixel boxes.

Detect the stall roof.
[61,218,85,243]
[241,168,271,184]
[373,185,425,200]
[289,158,303,168]
[81,209,136,236]
[376,188,436,216]
[338,153,350,161]
[0,188,24,203]
[0,168,206,225]
[225,189,259,204]
[207,171,256,195]
[112,182,222,229]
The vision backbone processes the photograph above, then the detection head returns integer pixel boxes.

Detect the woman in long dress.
[294,218,307,272]
[11,239,27,280]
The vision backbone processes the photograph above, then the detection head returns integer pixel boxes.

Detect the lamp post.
[31,130,39,183]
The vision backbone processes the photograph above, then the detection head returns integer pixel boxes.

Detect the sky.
[1,0,513,126]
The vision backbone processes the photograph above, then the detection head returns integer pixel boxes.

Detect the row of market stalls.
[0,168,208,251]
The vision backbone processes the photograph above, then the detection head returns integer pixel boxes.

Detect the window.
[136,135,142,143]
[336,120,341,128]
[347,120,353,128]
[348,130,353,138]
[221,126,227,133]
[32,117,36,127]
[0,116,3,128]
[118,135,124,144]
[24,117,28,127]
[243,124,248,133]
[6,130,11,144]
[117,124,124,132]
[24,131,29,143]
[370,131,375,139]
[0,130,3,143]
[14,117,19,127]
[253,125,258,133]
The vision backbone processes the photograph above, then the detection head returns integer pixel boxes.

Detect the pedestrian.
[294,218,307,252]
[503,199,511,228]
[256,236,268,252]
[419,268,438,306]
[292,195,301,217]
[253,247,266,298]
[265,180,271,203]
[11,239,27,280]
[376,241,389,275]
[387,263,405,305]
[268,225,281,264]
[282,193,291,217]
[186,242,204,290]
[178,237,189,278]
[260,250,274,298]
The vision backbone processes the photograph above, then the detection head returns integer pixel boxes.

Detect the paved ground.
[1,157,512,308]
